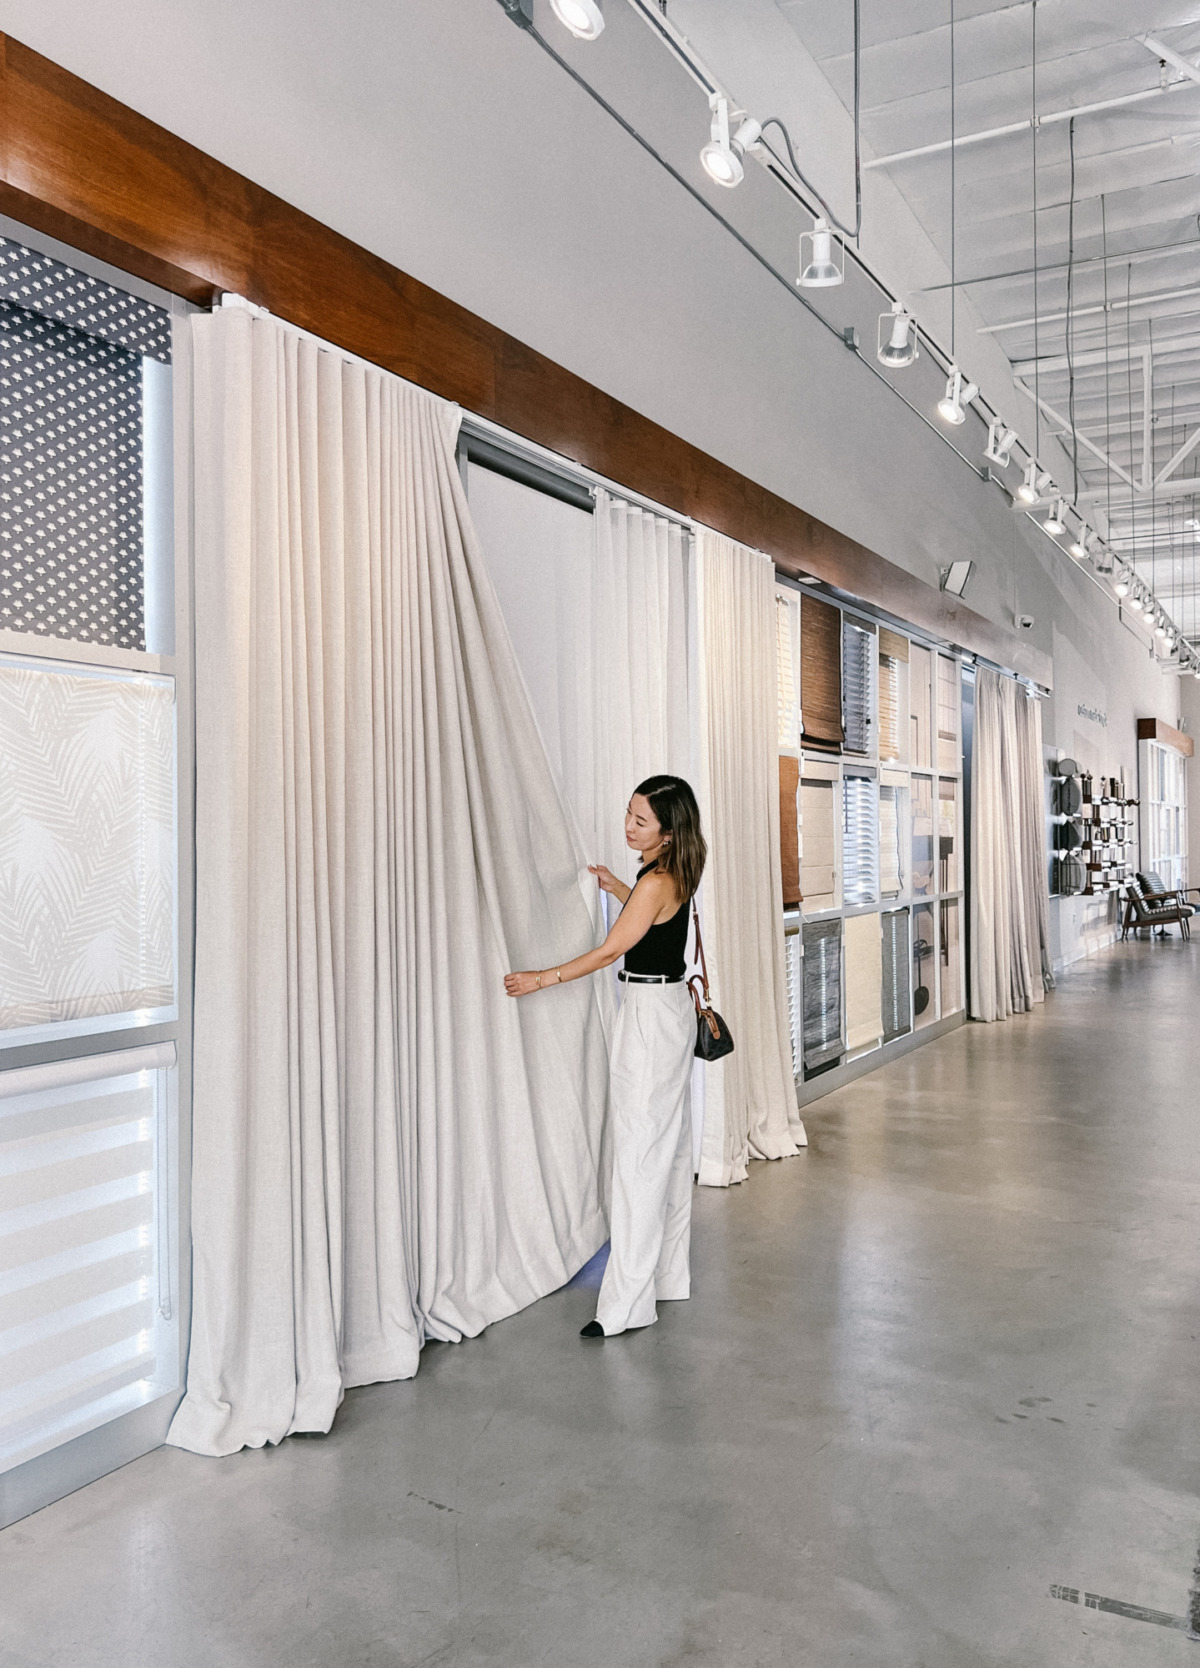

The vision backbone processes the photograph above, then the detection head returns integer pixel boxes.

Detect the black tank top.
[622,863,690,979]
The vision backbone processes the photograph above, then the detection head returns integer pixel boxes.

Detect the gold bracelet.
[535,971,542,990]
[555,968,563,983]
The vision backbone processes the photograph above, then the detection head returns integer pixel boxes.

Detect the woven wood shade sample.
[779,754,801,907]
[800,595,843,751]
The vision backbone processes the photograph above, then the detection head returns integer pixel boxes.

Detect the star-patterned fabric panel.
[0,239,170,651]
[0,237,171,362]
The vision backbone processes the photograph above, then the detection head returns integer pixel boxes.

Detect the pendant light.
[798,218,844,288]
[877,303,918,367]
[549,0,604,39]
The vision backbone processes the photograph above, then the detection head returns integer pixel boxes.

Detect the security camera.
[1016,614,1035,630]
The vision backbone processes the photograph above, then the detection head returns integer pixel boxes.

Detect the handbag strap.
[691,901,712,1004]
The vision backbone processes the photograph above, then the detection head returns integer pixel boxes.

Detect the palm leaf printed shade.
[0,659,174,1029]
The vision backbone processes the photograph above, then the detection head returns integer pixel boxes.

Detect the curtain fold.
[969,668,1051,1022]
[168,310,609,1457]
[694,529,805,1186]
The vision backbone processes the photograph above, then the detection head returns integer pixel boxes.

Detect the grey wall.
[3,0,1186,966]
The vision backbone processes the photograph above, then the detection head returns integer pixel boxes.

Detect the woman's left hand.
[504,971,541,997]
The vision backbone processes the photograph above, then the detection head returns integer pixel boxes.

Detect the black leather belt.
[618,972,684,985]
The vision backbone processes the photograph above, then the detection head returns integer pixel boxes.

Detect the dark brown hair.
[633,775,707,902]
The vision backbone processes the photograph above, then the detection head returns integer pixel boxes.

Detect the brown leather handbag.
[688,903,734,1062]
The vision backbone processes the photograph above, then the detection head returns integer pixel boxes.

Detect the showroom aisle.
[1,939,1198,1668]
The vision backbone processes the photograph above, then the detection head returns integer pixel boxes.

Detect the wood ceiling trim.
[0,31,1051,687]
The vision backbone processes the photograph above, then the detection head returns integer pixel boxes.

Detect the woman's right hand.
[589,864,622,896]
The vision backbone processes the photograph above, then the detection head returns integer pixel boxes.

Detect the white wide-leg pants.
[595,980,695,1336]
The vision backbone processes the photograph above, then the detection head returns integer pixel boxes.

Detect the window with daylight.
[0,236,172,651]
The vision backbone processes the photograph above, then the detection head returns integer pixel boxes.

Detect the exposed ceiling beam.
[1142,35,1200,90]
[915,236,1200,296]
[862,76,1195,171]
[1155,421,1200,486]
[980,283,1200,337]
[1012,332,1200,376]
[1012,377,1138,488]
[1077,475,1200,503]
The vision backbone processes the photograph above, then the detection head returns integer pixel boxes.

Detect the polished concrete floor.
[2,938,1200,1667]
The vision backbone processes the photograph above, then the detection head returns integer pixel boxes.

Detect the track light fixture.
[549,0,604,39]
[936,367,978,425]
[1017,462,1051,505]
[1113,578,1129,598]
[1068,525,1089,560]
[1042,499,1065,536]
[798,219,844,288]
[1155,619,1168,639]
[698,98,760,188]
[877,303,918,368]
[984,419,1018,467]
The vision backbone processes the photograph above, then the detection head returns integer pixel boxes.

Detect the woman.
[505,775,706,1338]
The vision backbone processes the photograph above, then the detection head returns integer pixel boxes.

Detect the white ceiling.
[775,0,1200,638]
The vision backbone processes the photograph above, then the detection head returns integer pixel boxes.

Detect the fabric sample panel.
[779,755,801,907]
[0,236,171,362]
[881,909,911,1042]
[937,655,960,771]
[776,593,800,749]
[0,1043,176,1473]
[800,595,843,751]
[842,619,873,754]
[802,918,842,1070]
[880,783,903,897]
[800,778,836,909]
[844,912,882,1054]
[0,305,145,648]
[910,643,932,768]
[0,659,175,1031]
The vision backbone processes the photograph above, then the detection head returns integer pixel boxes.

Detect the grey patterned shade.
[881,908,911,1042]
[0,237,171,650]
[802,918,842,1072]
[0,237,171,362]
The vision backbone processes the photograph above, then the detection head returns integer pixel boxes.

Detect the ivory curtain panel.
[694,529,805,1186]
[168,309,610,1457]
[969,668,1052,1022]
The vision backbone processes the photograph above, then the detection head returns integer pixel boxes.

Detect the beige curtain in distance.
[694,528,805,1187]
[168,309,609,1457]
[969,667,1051,1021]
[567,490,692,885]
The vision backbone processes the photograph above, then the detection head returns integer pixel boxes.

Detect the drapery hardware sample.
[695,529,805,1185]
[168,309,610,1457]
[799,595,843,751]
[969,669,1051,1021]
[0,659,175,1033]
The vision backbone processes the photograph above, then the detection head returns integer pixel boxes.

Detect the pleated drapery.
[567,490,692,883]
[694,529,805,1186]
[168,309,610,1457]
[969,667,1052,1022]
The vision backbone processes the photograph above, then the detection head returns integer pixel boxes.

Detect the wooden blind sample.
[800,778,836,909]
[800,595,843,751]
[844,912,883,1054]
[880,783,903,897]
[879,626,909,662]
[779,755,801,907]
[842,774,879,906]
[881,909,912,1042]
